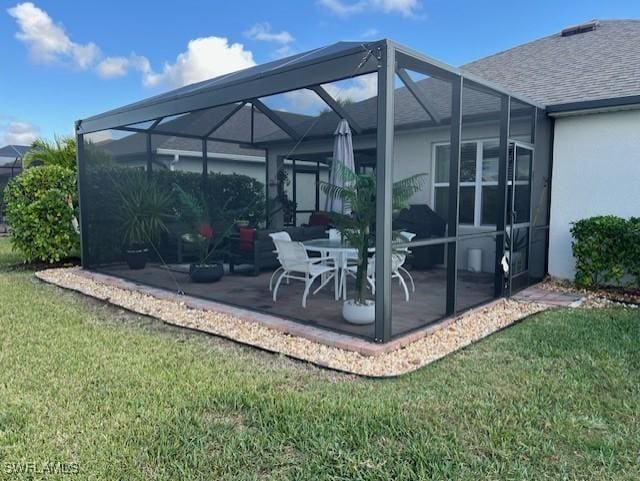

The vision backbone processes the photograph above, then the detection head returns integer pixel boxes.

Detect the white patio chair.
[397,231,416,293]
[272,239,338,307]
[268,231,291,291]
[345,232,416,301]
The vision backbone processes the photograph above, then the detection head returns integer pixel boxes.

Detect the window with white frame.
[432,140,500,227]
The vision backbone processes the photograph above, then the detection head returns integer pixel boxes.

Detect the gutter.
[156,148,265,164]
[546,94,640,117]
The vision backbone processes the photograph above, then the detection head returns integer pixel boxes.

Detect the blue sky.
[1,0,639,145]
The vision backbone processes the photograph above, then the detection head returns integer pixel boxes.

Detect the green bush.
[3,165,79,263]
[571,215,639,288]
[82,165,265,265]
[627,217,640,285]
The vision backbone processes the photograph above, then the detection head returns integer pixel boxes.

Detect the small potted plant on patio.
[174,184,225,283]
[115,173,173,270]
[321,162,426,324]
[504,226,528,275]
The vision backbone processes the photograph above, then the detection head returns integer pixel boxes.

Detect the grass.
[0,237,638,480]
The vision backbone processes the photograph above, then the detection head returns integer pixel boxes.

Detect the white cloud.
[0,118,40,145]
[361,27,380,38]
[371,0,421,16]
[318,0,421,17]
[7,3,256,90]
[244,23,294,44]
[96,56,129,78]
[285,74,377,114]
[97,39,255,89]
[318,0,365,16]
[143,37,256,89]
[96,54,152,79]
[272,45,296,59]
[327,74,378,102]
[7,2,99,69]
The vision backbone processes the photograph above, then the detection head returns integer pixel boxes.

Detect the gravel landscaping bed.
[36,267,548,377]
[541,277,640,309]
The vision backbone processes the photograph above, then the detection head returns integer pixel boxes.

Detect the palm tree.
[23,136,76,171]
[321,162,427,305]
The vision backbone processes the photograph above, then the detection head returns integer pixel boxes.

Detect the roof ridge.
[460,18,640,106]
[10,145,24,156]
[461,18,640,70]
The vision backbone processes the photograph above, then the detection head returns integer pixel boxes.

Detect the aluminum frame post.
[445,76,462,315]
[146,133,153,178]
[75,125,88,268]
[202,138,208,176]
[494,95,510,297]
[374,42,395,343]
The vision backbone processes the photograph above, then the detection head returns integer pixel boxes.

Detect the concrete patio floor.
[97,263,496,339]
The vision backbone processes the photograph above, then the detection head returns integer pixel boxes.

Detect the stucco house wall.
[549,109,640,279]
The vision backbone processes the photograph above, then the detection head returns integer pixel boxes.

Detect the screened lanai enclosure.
[77,39,551,343]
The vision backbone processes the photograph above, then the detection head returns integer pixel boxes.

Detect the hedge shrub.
[82,165,265,265]
[571,215,640,288]
[3,165,79,263]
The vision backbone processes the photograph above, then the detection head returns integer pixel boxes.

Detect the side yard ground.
[0,238,638,480]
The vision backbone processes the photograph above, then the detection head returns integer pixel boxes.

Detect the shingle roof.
[96,20,640,156]
[102,134,262,159]
[461,20,640,106]
[0,145,29,158]
[102,104,311,157]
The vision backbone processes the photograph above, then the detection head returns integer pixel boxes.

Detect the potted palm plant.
[321,162,426,324]
[114,173,173,270]
[174,184,225,283]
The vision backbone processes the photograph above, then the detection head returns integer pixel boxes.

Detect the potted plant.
[174,184,225,283]
[321,162,426,324]
[114,173,173,270]
[504,227,528,275]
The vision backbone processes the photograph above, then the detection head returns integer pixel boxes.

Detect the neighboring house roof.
[102,104,311,158]
[0,144,29,158]
[95,19,640,156]
[461,20,640,107]
[103,134,262,159]
[0,145,28,168]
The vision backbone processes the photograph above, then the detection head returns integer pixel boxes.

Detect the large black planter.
[125,247,149,270]
[189,263,224,283]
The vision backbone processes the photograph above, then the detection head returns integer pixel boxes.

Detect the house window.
[433,140,500,227]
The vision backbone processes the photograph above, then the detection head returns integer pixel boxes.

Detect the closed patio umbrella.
[325,119,355,215]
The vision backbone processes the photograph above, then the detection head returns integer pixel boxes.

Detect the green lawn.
[0,237,638,480]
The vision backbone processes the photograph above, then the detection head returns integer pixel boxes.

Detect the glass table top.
[303,238,355,250]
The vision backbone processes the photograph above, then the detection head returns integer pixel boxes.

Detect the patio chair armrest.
[285,257,336,270]
[309,256,336,265]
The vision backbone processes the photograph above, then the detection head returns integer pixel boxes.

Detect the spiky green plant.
[113,173,173,249]
[23,136,77,171]
[173,184,213,264]
[321,162,426,305]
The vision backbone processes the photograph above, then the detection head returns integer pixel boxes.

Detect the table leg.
[320,248,328,284]
[340,253,348,300]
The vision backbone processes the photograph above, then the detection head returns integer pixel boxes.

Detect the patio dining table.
[303,238,359,300]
